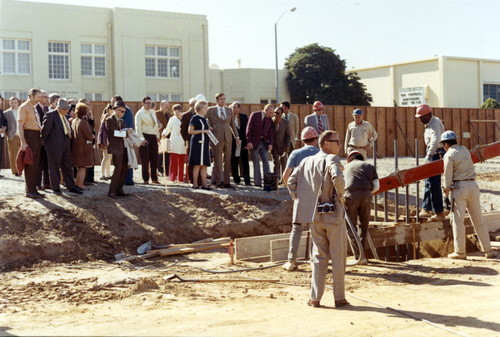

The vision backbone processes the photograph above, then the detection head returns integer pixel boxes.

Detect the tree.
[285,43,372,106]
[480,98,500,109]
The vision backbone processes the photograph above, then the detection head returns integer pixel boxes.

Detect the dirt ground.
[0,158,499,336]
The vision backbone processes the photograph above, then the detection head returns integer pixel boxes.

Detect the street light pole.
[275,7,296,104]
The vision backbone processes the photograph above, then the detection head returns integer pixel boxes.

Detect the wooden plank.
[396,107,407,156]
[235,233,290,259]
[443,108,453,131]
[377,107,387,157]
[461,109,470,149]
[484,212,500,232]
[485,109,495,144]
[469,108,479,147]
[406,108,416,157]
[495,110,500,142]
[451,108,461,144]
[366,106,377,159]
[479,109,487,145]
[270,235,310,262]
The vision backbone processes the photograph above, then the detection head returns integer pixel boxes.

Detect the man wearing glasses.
[287,131,349,309]
[135,96,161,184]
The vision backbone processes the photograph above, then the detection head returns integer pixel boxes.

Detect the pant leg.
[465,182,491,252]
[327,220,347,302]
[280,153,288,179]
[139,144,150,182]
[101,148,112,177]
[231,140,240,184]
[310,221,329,302]
[272,149,280,175]
[24,130,41,194]
[178,154,186,182]
[169,153,177,181]
[147,134,159,181]
[157,153,164,174]
[109,150,126,194]
[240,147,250,184]
[451,189,467,254]
[46,150,62,190]
[164,153,170,176]
[428,173,443,213]
[259,141,270,175]
[38,145,50,187]
[7,135,21,175]
[251,147,261,186]
[358,196,372,249]
[125,168,134,184]
[422,177,433,211]
[211,141,223,185]
[287,223,303,261]
[117,151,128,193]
[60,139,76,189]
[223,139,232,185]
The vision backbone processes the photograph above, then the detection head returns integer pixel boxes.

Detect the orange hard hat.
[415,104,432,117]
[313,101,324,110]
[301,126,319,140]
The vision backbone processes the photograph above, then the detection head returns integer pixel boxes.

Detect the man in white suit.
[304,101,330,134]
[287,130,349,309]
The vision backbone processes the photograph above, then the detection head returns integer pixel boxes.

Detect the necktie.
[284,114,288,120]
[317,116,323,133]
[220,107,225,120]
[34,107,42,129]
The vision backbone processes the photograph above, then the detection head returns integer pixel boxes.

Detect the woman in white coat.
[162,104,187,182]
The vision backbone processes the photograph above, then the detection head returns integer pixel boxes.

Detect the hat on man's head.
[313,101,324,110]
[415,104,432,118]
[113,101,126,109]
[188,97,197,105]
[353,108,363,116]
[347,150,365,162]
[56,98,71,110]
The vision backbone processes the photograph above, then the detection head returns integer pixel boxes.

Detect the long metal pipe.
[373,140,378,222]
[394,140,399,221]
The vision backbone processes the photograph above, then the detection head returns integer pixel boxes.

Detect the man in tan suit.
[207,93,239,187]
[287,130,349,309]
[280,101,299,152]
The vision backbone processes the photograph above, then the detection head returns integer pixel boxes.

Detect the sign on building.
[399,86,427,106]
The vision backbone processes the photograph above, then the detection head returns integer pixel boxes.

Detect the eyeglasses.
[116,109,126,113]
[325,139,340,144]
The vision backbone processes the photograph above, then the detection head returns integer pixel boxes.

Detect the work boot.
[448,252,467,260]
[282,260,296,271]
[419,209,433,218]
[485,251,497,258]
[431,212,446,221]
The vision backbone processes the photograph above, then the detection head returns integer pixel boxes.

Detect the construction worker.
[281,126,320,271]
[344,151,379,264]
[415,104,446,221]
[440,131,496,260]
[344,108,377,159]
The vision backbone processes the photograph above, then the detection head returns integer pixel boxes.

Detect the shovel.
[164,274,279,283]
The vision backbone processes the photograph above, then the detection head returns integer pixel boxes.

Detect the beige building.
[0,0,208,102]
[209,65,290,104]
[353,55,500,108]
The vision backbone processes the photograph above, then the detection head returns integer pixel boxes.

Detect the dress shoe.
[36,185,43,191]
[152,180,161,184]
[282,261,296,271]
[43,184,51,189]
[335,299,350,308]
[68,187,83,195]
[201,186,212,191]
[116,191,129,197]
[448,252,467,260]
[419,209,433,218]
[223,183,234,188]
[108,193,118,199]
[35,191,45,198]
[76,186,86,192]
[430,212,446,221]
[245,182,252,186]
[255,184,262,187]
[125,182,135,186]
[484,251,497,258]
[14,173,21,177]
[53,189,62,195]
[143,181,149,184]
[26,192,41,199]
[307,299,320,308]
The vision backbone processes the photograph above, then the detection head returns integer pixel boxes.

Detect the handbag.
[159,138,171,154]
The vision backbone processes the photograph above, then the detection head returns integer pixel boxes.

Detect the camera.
[317,202,336,213]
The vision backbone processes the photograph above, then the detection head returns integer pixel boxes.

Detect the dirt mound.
[0,190,292,270]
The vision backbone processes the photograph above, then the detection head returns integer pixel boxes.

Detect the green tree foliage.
[285,43,372,106]
[480,98,500,109]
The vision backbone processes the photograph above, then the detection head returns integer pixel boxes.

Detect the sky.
[17,0,500,70]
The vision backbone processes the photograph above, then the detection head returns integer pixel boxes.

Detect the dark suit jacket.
[41,110,71,152]
[235,113,249,147]
[180,109,194,142]
[35,103,48,123]
[272,118,291,156]
[0,109,7,130]
[246,111,275,149]
[105,115,125,156]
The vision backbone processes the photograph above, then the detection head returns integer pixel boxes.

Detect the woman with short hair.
[188,100,211,190]
[71,103,95,189]
[162,104,187,182]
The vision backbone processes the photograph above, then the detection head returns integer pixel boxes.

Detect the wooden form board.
[270,235,310,262]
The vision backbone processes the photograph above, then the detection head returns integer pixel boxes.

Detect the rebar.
[394,140,399,221]
[373,140,378,222]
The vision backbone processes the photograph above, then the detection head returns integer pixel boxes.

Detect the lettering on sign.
[399,86,426,107]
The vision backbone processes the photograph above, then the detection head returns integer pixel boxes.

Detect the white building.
[353,55,500,108]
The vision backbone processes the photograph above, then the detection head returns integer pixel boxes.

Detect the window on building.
[1,91,27,100]
[81,44,106,77]
[483,84,500,102]
[1,39,31,75]
[260,99,277,104]
[145,46,181,78]
[147,93,182,102]
[48,42,70,79]
[84,93,103,101]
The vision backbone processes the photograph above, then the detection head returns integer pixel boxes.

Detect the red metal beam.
[376,141,500,195]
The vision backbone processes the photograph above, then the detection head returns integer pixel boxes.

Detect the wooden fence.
[2,102,499,169]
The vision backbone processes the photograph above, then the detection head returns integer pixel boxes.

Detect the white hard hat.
[440,130,457,142]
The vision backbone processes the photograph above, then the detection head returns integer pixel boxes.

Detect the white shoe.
[419,209,433,218]
[282,261,296,271]
[485,251,497,258]
[448,252,467,260]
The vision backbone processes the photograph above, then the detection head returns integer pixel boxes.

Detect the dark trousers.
[139,133,158,182]
[230,141,250,185]
[85,166,95,183]
[109,149,128,195]
[0,137,4,174]
[345,193,372,249]
[23,130,42,194]
[158,153,170,175]
[37,145,50,187]
[46,138,76,190]
[422,151,444,213]
[125,168,134,185]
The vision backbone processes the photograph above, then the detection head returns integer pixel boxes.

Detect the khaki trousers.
[309,220,347,303]
[451,181,491,254]
[7,135,21,174]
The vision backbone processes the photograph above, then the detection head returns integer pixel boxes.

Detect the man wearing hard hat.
[440,131,496,260]
[304,101,329,134]
[415,104,446,221]
[344,108,377,159]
